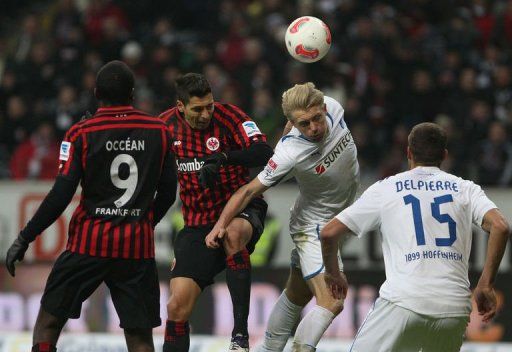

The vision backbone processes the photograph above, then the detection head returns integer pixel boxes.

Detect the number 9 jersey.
[58,106,175,259]
[336,166,497,317]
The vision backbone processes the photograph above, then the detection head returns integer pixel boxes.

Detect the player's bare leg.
[163,277,202,352]
[223,218,254,351]
[32,307,66,352]
[292,273,343,352]
[124,328,155,352]
[260,267,312,352]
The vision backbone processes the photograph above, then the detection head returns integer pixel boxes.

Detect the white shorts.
[290,224,343,279]
[351,298,469,352]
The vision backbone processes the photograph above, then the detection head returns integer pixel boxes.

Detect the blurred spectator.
[250,88,283,146]
[476,121,512,186]
[84,0,129,45]
[9,122,59,180]
[9,13,43,63]
[401,69,438,127]
[1,96,31,153]
[49,85,83,138]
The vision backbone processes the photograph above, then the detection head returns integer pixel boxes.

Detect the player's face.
[291,104,327,142]
[179,93,215,129]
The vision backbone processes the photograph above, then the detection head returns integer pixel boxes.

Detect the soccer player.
[206,82,360,352]
[321,122,510,352]
[159,73,273,352]
[5,60,177,352]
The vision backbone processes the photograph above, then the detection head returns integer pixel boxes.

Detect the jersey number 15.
[403,194,456,247]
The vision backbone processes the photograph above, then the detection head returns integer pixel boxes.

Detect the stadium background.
[1,0,512,350]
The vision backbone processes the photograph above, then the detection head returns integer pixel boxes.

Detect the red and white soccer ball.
[285,16,332,63]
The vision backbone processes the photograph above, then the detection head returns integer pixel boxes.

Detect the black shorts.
[170,197,267,289]
[41,250,161,329]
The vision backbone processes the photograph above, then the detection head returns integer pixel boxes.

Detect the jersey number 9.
[110,153,139,208]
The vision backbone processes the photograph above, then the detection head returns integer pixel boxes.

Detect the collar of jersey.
[97,105,135,112]
[413,166,441,173]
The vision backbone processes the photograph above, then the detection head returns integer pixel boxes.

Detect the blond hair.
[281,82,324,120]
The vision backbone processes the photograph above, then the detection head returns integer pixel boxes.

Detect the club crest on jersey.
[206,137,220,151]
[59,141,71,161]
[242,121,262,137]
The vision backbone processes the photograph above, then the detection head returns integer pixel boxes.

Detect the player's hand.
[5,235,29,277]
[205,225,227,248]
[199,153,228,189]
[324,271,348,300]
[474,285,497,323]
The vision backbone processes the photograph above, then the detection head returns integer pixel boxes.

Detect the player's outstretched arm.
[321,218,350,299]
[5,176,80,276]
[205,178,269,248]
[199,143,273,189]
[474,208,510,322]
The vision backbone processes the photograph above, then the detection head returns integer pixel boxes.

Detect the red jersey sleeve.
[57,124,84,182]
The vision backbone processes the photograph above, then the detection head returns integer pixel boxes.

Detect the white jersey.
[336,166,497,317]
[258,96,359,234]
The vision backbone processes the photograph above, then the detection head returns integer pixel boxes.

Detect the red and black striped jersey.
[160,102,267,226]
[59,106,172,258]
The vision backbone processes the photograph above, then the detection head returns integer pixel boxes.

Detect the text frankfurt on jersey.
[105,139,145,151]
[94,207,142,216]
[405,250,463,263]
[315,132,353,175]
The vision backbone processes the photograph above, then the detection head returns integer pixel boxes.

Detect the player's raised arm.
[205,178,269,248]
[474,208,510,322]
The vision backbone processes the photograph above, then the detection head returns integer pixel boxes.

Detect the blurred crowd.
[0,0,512,185]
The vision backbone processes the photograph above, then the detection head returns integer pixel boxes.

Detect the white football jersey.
[337,166,497,317]
[258,96,359,233]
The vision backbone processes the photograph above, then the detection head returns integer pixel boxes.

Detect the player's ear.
[443,149,448,160]
[406,146,413,161]
[130,88,134,102]
[94,87,99,99]
[177,100,185,113]
[323,103,327,112]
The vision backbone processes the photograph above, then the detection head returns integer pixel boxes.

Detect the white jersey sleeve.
[336,182,381,237]
[465,181,497,227]
[257,140,296,187]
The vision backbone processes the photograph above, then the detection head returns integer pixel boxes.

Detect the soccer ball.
[285,16,331,63]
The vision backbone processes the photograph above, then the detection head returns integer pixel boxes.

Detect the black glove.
[199,153,228,189]
[5,235,29,277]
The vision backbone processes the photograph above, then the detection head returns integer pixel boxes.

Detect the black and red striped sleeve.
[57,124,84,182]
[215,103,267,148]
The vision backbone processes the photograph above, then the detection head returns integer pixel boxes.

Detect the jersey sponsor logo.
[242,121,262,137]
[314,132,353,175]
[263,158,278,178]
[176,157,205,172]
[267,159,278,170]
[59,141,71,161]
[315,164,326,174]
[173,140,182,146]
[206,137,220,151]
